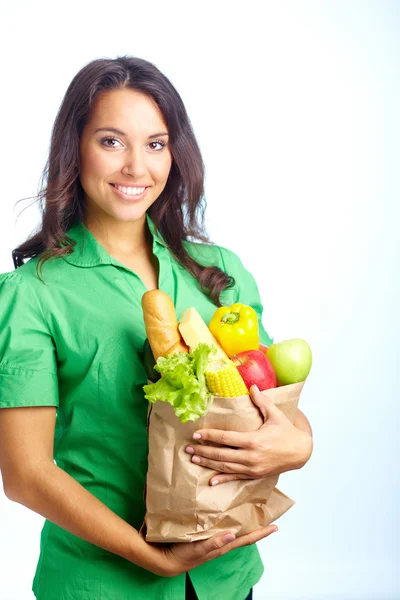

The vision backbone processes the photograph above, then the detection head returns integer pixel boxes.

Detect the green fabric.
[0,214,273,600]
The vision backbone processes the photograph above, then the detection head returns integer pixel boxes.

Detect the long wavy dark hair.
[12,56,234,306]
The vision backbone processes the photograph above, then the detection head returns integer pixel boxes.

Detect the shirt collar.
[62,213,167,268]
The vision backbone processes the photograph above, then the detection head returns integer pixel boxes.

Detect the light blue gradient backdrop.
[0,1,398,598]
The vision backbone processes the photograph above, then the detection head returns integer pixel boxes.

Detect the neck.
[82,211,151,256]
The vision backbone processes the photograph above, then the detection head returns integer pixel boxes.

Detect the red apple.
[259,343,269,354]
[232,349,277,391]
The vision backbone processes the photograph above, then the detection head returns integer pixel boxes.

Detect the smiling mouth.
[109,183,150,202]
[110,183,149,196]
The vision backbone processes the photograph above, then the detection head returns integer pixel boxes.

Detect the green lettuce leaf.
[143,343,216,423]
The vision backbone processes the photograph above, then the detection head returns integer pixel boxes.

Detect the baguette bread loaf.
[142,290,188,360]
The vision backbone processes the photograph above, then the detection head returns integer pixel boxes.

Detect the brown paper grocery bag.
[144,381,304,542]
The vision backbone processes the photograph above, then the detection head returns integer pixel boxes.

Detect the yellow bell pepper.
[209,303,260,358]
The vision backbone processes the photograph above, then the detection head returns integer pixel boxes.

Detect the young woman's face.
[79,88,173,224]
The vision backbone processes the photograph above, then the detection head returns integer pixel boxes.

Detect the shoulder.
[182,241,256,306]
[183,240,223,266]
[0,256,58,319]
[0,262,39,318]
[0,270,22,286]
[183,240,254,288]
[0,252,68,290]
[0,257,40,292]
[183,240,243,273]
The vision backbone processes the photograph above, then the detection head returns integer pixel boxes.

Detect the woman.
[0,56,313,600]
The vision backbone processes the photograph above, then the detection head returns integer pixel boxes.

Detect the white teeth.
[114,184,146,196]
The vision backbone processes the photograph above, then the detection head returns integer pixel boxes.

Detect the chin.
[108,200,155,223]
[111,209,146,223]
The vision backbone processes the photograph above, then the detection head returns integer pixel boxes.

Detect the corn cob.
[205,359,248,397]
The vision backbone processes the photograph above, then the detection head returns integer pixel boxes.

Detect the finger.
[186,444,251,465]
[192,428,251,448]
[209,473,253,486]
[224,524,278,551]
[205,525,279,561]
[190,454,254,475]
[189,530,239,560]
[249,384,282,422]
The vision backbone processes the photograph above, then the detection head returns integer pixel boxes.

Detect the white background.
[0,1,399,599]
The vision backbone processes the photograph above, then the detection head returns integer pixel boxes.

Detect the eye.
[148,140,167,151]
[100,137,167,150]
[101,136,122,148]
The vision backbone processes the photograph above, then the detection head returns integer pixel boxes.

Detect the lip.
[111,182,150,188]
[110,183,149,202]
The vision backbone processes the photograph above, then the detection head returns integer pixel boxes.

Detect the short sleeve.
[219,247,274,347]
[0,271,59,408]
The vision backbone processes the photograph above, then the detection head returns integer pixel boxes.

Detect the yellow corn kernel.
[205,359,248,397]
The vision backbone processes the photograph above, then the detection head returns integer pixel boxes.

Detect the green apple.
[266,338,312,385]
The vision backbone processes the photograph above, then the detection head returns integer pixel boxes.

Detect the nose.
[121,145,147,179]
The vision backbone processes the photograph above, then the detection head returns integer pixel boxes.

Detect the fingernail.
[251,384,260,393]
[193,433,201,440]
[186,446,194,454]
[211,479,219,486]
[192,456,201,463]
[223,533,235,543]
[271,526,278,533]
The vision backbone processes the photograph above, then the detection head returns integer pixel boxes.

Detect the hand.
[185,384,313,486]
[147,524,278,577]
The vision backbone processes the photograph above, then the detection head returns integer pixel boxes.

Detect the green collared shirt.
[0,214,273,600]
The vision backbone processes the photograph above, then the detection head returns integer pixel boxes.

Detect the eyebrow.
[93,127,169,139]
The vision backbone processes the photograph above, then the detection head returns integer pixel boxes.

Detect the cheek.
[155,153,173,180]
[80,147,114,186]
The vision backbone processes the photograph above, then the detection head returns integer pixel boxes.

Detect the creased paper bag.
[144,381,304,542]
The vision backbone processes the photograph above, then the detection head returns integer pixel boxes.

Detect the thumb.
[249,384,281,423]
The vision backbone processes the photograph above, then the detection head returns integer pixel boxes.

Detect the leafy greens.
[143,343,216,423]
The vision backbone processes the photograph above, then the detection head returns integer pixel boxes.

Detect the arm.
[0,406,277,576]
[294,408,313,437]
[292,408,313,468]
[0,406,158,570]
